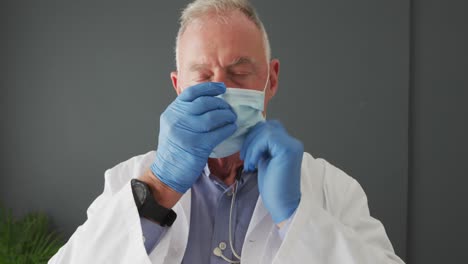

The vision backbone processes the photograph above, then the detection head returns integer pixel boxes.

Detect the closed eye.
[229,71,252,78]
[193,74,212,82]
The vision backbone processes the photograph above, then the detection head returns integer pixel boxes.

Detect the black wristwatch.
[131,179,177,227]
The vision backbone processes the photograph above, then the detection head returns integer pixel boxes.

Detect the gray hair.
[175,0,271,69]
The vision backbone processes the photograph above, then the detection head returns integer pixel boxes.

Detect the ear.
[263,59,280,116]
[267,59,280,99]
[170,71,182,95]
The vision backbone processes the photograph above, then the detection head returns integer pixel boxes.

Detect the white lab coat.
[49,151,404,264]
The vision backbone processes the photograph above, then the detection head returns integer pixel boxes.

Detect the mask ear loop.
[260,66,270,117]
[262,66,270,93]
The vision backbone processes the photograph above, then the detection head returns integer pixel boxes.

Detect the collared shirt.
[140,165,292,263]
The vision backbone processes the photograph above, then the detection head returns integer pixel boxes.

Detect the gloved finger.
[184,109,237,132]
[240,121,267,160]
[264,120,303,158]
[258,120,289,157]
[178,82,226,102]
[269,120,286,132]
[207,122,238,147]
[243,134,269,172]
[182,96,232,115]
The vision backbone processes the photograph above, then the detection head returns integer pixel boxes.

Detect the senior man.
[50,0,405,263]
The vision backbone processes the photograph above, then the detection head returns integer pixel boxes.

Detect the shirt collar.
[202,163,256,192]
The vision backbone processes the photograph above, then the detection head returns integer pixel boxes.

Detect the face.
[171,10,280,111]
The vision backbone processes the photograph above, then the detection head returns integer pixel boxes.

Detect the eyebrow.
[227,57,257,68]
[188,56,257,72]
[189,63,210,72]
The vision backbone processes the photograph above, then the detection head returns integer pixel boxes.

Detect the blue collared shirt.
[140,165,291,263]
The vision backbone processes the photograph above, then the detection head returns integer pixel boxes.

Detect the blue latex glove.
[240,120,304,223]
[151,82,237,193]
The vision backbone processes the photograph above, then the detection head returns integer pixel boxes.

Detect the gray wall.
[1,0,466,263]
[407,0,468,263]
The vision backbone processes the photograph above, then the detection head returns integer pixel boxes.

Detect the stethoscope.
[212,167,244,263]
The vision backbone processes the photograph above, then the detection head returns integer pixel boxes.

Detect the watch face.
[132,180,147,207]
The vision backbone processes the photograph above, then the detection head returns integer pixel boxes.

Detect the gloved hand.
[240,120,304,223]
[151,82,237,193]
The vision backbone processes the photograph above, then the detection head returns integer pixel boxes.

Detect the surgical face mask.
[210,73,269,158]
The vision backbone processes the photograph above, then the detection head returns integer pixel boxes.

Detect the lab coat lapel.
[246,196,269,236]
[241,196,273,264]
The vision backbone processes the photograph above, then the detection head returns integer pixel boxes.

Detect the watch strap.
[140,195,177,227]
[131,179,177,227]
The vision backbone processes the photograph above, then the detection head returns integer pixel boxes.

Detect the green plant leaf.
[0,205,64,264]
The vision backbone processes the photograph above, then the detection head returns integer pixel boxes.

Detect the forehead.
[177,10,266,70]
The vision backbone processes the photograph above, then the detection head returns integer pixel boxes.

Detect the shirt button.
[226,191,233,196]
[219,242,227,250]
